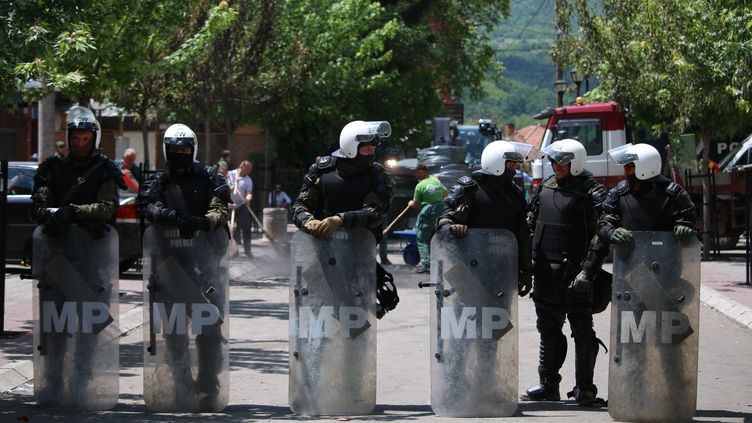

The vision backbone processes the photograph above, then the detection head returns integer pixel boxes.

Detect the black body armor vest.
[318,169,372,219]
[533,177,593,264]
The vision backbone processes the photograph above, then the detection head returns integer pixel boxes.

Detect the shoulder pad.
[666,181,682,197]
[303,157,334,187]
[33,159,55,187]
[317,155,336,170]
[457,175,477,188]
[211,172,231,202]
[138,173,165,203]
[446,176,477,208]
[612,179,630,195]
[199,164,215,177]
[156,171,170,184]
[591,184,609,205]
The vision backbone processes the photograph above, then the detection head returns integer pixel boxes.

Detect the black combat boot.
[524,374,562,401]
[523,329,567,401]
[568,384,598,406]
[569,316,600,406]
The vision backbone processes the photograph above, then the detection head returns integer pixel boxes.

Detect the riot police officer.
[31,106,125,236]
[30,106,125,409]
[598,142,696,245]
[138,123,230,412]
[601,143,699,421]
[291,120,398,318]
[436,140,533,294]
[523,139,608,406]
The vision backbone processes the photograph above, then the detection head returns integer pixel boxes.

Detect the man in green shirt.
[409,164,447,273]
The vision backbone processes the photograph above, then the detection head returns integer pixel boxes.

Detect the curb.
[701,285,752,330]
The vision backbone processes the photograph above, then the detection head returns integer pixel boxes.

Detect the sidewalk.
[0,233,750,422]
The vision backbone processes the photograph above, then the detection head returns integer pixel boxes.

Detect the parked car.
[4,161,143,273]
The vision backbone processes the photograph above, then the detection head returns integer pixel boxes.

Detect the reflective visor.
[355,121,392,142]
[607,144,638,165]
[541,144,575,165]
[508,141,533,162]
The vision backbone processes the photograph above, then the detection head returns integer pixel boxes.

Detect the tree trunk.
[140,110,150,171]
[37,87,55,162]
[701,132,713,260]
[205,114,212,164]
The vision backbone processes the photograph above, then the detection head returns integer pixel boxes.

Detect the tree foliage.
[556,0,752,142]
[3,0,512,165]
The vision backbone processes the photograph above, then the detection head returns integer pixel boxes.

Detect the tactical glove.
[43,205,76,238]
[674,225,696,241]
[449,224,468,237]
[303,219,321,234]
[609,227,633,245]
[200,216,212,231]
[570,270,593,294]
[518,270,532,297]
[54,205,76,223]
[316,215,343,238]
[177,214,203,239]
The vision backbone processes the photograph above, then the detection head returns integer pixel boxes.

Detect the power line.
[497,0,552,53]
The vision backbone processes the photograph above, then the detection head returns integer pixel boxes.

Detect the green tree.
[556,0,752,257]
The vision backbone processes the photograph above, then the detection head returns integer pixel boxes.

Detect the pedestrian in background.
[409,163,446,273]
[117,148,141,192]
[229,160,254,257]
[53,140,69,158]
[268,183,292,208]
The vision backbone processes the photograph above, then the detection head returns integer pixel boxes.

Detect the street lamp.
[554,79,568,107]
[570,69,584,97]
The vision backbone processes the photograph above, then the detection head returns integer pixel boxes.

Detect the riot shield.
[289,228,377,416]
[32,224,119,410]
[428,228,518,417]
[609,231,701,422]
[142,225,230,412]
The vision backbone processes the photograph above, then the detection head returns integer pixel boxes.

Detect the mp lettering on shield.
[296,306,370,339]
[620,310,692,344]
[42,301,112,334]
[441,307,510,340]
[152,303,221,335]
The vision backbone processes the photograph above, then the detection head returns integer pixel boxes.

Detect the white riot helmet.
[163,124,198,172]
[608,143,661,180]
[66,106,101,152]
[480,140,532,176]
[333,120,392,158]
[541,138,587,176]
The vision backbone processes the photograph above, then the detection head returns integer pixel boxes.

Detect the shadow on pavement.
[230,299,288,320]
[229,342,287,374]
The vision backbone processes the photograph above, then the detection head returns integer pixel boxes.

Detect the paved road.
[0,239,751,422]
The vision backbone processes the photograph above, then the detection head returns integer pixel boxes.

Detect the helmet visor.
[607,144,639,165]
[541,143,575,165]
[66,106,100,131]
[506,141,533,163]
[355,121,392,142]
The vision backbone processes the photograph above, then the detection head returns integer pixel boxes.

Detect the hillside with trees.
[462,0,565,127]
